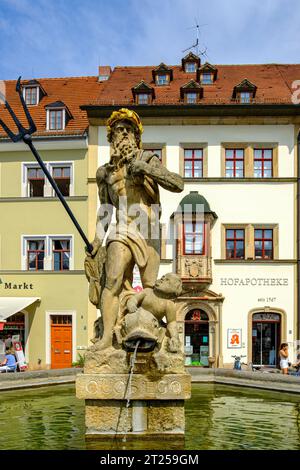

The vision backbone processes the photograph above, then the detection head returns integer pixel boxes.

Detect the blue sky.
[0,0,300,80]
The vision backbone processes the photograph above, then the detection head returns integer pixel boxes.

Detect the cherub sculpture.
[118,273,182,353]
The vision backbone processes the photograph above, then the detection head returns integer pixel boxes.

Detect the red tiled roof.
[0,76,101,139]
[87,64,300,106]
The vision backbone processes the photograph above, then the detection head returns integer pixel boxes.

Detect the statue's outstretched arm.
[130,156,184,193]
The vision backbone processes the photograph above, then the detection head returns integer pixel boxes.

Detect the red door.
[51,315,72,369]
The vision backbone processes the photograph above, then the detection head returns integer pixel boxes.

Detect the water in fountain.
[122,339,140,444]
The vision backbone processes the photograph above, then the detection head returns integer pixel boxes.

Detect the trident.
[0,77,93,253]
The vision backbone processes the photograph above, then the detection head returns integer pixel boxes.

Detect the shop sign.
[253,313,280,321]
[132,265,143,293]
[220,277,288,287]
[228,329,242,348]
[0,280,34,290]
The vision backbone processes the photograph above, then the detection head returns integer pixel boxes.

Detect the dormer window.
[45,101,72,131]
[22,80,46,106]
[137,94,150,105]
[197,62,217,85]
[185,62,197,73]
[180,80,203,104]
[49,109,63,130]
[157,75,168,85]
[240,92,251,103]
[25,87,38,105]
[132,80,155,105]
[152,63,173,86]
[232,79,257,103]
[181,52,200,73]
[186,92,197,104]
[202,73,212,84]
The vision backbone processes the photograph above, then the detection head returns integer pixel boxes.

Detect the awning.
[0,297,40,321]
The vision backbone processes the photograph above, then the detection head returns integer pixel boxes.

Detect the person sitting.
[0,349,17,372]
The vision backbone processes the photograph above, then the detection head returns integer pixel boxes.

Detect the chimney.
[98,66,112,82]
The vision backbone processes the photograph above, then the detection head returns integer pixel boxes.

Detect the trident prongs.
[0,76,37,142]
[0,76,93,253]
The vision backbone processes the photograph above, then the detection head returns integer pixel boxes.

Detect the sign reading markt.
[0,279,34,290]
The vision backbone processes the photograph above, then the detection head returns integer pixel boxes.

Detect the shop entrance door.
[252,313,281,367]
[185,309,209,366]
[51,315,72,369]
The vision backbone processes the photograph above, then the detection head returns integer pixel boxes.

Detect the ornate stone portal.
[76,108,191,438]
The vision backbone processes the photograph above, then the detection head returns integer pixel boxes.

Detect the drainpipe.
[297,132,300,341]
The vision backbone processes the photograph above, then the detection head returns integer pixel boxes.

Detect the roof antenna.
[183,18,208,58]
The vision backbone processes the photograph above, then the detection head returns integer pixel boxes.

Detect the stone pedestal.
[76,372,191,438]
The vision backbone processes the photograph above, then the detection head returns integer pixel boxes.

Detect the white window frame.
[240,92,251,103]
[48,235,74,271]
[21,236,47,271]
[185,62,196,73]
[22,163,46,198]
[46,108,66,131]
[23,86,39,105]
[45,310,77,366]
[201,73,213,85]
[137,94,150,104]
[49,161,74,197]
[21,235,74,271]
[156,74,168,85]
[186,92,197,104]
[22,161,74,197]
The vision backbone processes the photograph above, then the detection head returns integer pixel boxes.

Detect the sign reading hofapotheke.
[220,277,289,286]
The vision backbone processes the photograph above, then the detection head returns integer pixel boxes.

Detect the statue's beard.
[111,137,138,168]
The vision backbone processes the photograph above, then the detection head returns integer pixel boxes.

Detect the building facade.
[83,56,300,368]
[0,75,101,369]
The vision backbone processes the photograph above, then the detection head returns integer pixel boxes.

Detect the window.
[184,222,205,255]
[240,92,251,103]
[225,149,244,177]
[27,240,45,270]
[156,75,168,85]
[184,149,203,178]
[186,92,197,104]
[202,73,212,85]
[51,315,72,325]
[24,87,38,105]
[53,240,70,271]
[49,109,63,130]
[226,229,245,259]
[137,94,150,104]
[255,229,273,259]
[254,149,273,178]
[185,62,197,73]
[52,165,71,196]
[27,167,45,197]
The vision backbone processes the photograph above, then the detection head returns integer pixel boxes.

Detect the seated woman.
[0,349,17,372]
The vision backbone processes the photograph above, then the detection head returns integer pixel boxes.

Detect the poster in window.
[228,329,242,348]
[132,264,143,292]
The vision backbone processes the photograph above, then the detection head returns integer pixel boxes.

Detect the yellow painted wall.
[0,272,89,369]
[0,144,93,369]
[0,148,87,197]
[0,199,88,270]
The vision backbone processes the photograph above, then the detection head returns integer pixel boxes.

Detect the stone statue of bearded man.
[85,108,183,350]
